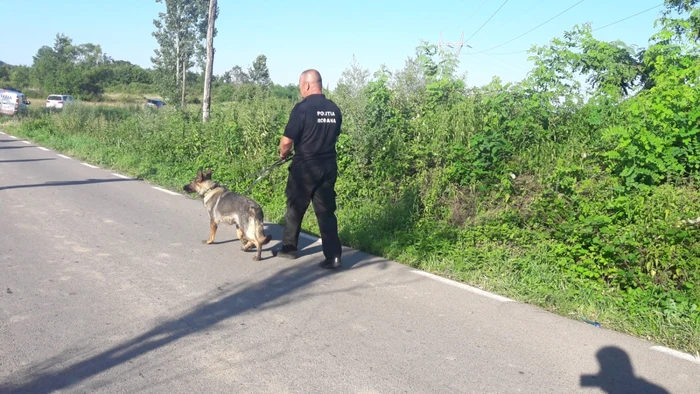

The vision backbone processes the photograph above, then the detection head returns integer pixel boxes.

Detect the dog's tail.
[258,233,272,245]
[251,205,272,246]
[254,222,272,245]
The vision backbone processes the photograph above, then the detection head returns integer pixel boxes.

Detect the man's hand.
[279,135,294,159]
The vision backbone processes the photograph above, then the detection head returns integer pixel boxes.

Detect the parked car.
[45,94,75,109]
[145,98,165,109]
[0,88,30,116]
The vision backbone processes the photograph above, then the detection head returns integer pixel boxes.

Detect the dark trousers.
[282,159,342,260]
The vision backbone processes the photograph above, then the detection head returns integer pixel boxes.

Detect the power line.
[516,0,550,18]
[464,0,491,25]
[473,0,585,54]
[475,49,528,56]
[480,52,524,72]
[473,3,665,55]
[465,0,511,43]
[592,3,664,31]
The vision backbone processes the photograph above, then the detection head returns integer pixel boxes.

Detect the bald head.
[298,69,323,98]
[301,69,322,84]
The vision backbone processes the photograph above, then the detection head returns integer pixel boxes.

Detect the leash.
[245,155,293,194]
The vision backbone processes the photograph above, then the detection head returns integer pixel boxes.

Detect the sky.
[1,0,667,89]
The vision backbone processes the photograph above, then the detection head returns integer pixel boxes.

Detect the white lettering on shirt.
[317,110,337,123]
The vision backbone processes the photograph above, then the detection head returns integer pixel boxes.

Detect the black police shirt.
[283,93,342,164]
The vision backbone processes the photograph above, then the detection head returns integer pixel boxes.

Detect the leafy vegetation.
[2,1,699,355]
[0,29,294,105]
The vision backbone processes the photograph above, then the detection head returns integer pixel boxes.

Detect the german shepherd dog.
[183,168,272,261]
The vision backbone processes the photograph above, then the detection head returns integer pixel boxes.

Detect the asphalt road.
[1,130,698,394]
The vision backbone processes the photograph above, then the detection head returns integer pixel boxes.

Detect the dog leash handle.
[245,155,293,195]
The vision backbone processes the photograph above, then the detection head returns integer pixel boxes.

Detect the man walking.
[273,69,343,269]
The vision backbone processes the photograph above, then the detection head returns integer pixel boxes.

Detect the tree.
[202,0,218,122]
[661,0,700,42]
[228,65,250,85]
[527,24,644,101]
[0,64,11,83]
[104,61,154,87]
[29,33,108,99]
[412,41,465,111]
[334,55,371,138]
[247,55,272,88]
[151,0,211,107]
[270,83,299,100]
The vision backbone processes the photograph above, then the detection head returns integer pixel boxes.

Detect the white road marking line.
[81,163,99,169]
[650,346,700,365]
[9,135,17,139]
[57,154,71,159]
[411,270,515,303]
[0,131,5,134]
[38,147,50,151]
[111,173,132,180]
[152,186,180,196]
[22,140,31,144]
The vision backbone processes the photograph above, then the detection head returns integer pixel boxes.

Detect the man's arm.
[280,103,303,159]
[279,135,294,159]
[336,108,342,141]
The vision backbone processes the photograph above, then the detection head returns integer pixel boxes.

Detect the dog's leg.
[242,240,254,252]
[237,228,252,251]
[252,238,263,261]
[203,219,217,244]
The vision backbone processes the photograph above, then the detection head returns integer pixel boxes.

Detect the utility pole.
[437,31,470,56]
[202,0,217,122]
[182,58,187,108]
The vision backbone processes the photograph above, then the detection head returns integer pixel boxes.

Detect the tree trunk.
[202,0,217,122]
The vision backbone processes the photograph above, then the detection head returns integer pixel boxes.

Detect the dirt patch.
[509,173,543,218]
[446,174,544,227]
[448,187,480,227]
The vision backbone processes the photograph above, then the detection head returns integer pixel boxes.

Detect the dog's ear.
[204,169,213,180]
[196,168,203,181]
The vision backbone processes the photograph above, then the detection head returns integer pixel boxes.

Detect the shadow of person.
[580,346,670,394]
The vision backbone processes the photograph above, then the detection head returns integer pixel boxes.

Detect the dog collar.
[202,183,220,195]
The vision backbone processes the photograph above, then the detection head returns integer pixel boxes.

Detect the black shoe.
[320,257,342,269]
[273,244,297,259]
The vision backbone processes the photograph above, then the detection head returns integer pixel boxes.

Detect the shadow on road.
[0,146,33,150]
[0,139,27,143]
[0,244,391,393]
[580,346,670,393]
[0,178,137,191]
[0,158,56,164]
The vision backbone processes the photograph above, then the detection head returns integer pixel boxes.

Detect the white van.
[0,88,30,116]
